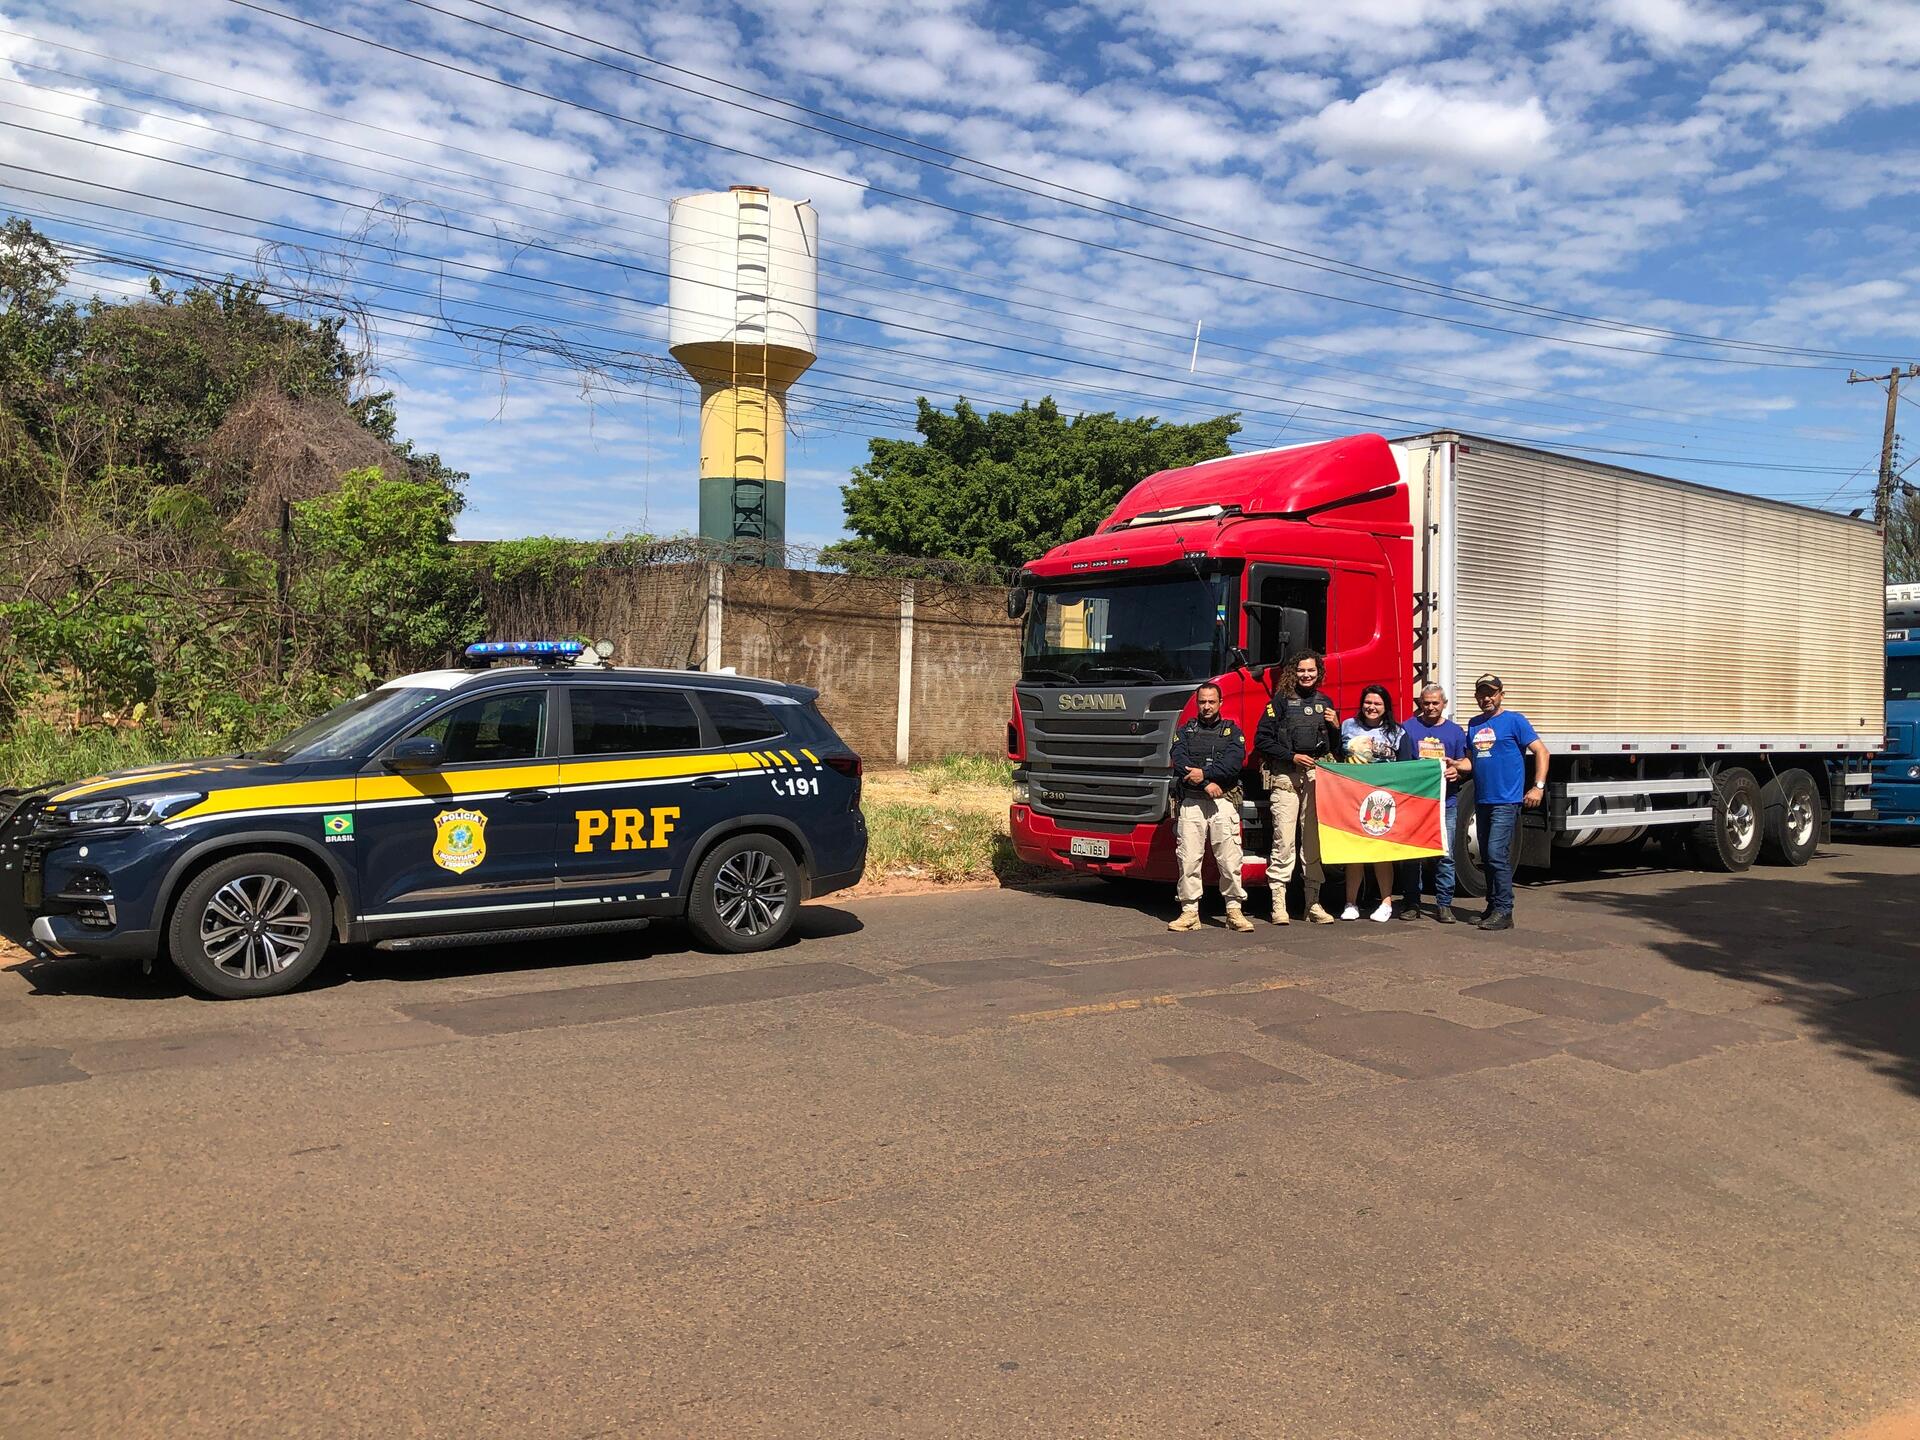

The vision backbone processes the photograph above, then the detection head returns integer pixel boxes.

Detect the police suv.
[0,641,867,999]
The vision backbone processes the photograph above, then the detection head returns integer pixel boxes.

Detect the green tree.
[290,466,481,677]
[0,216,83,520]
[1889,479,1919,586]
[823,398,1239,579]
[0,217,477,741]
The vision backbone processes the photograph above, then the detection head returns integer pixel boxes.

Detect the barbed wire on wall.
[466,534,1019,587]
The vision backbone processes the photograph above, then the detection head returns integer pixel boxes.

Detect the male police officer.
[1168,681,1254,932]
[1253,651,1342,924]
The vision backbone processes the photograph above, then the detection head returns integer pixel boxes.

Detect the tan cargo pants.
[1175,792,1246,906]
[1267,768,1325,896]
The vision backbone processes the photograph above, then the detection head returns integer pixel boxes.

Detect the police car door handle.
[691,776,730,790]
[505,789,550,804]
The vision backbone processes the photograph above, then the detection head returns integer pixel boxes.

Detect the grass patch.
[0,719,231,790]
[908,753,1014,793]
[863,751,1039,886]
[863,801,1042,885]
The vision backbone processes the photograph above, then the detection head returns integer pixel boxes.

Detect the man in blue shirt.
[1466,673,1550,931]
[1395,683,1472,923]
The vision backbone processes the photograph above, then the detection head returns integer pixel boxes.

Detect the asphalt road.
[3,839,1918,1439]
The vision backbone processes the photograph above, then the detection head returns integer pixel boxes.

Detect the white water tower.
[668,186,818,561]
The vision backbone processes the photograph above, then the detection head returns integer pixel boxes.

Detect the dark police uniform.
[1253,688,1340,918]
[1169,713,1248,909]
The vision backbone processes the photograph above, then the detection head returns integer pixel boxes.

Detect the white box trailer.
[1394,432,1883,866]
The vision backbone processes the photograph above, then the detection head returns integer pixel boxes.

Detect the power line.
[399,0,1907,365]
[0,44,1829,441]
[5,95,1813,458]
[11,166,1870,477]
[0,114,1870,474]
[211,2,1865,372]
[41,203,1873,487]
[60,241,1879,523]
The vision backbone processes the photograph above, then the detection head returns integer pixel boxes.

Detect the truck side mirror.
[1006,585,1029,619]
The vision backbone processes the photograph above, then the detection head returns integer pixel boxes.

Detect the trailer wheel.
[1450,779,1487,899]
[1693,767,1763,873]
[1760,770,1820,867]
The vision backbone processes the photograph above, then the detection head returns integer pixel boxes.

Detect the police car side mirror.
[387,736,445,771]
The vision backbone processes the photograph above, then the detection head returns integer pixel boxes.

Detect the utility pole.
[1849,363,1920,535]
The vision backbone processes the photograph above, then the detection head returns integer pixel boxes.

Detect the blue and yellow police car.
[0,641,867,998]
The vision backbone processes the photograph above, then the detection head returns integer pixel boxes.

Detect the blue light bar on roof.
[463,639,585,663]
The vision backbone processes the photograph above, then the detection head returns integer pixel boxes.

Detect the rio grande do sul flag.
[1314,758,1446,863]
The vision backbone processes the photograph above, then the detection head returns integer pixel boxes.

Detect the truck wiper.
[1021,667,1075,683]
[1082,664,1165,682]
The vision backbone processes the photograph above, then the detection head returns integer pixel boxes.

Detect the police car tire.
[686,833,800,954]
[167,853,332,999]
[1693,767,1763,873]
[1759,770,1820,868]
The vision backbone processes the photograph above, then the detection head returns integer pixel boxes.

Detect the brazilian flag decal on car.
[323,812,354,843]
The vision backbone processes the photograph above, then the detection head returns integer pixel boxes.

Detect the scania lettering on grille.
[1058,693,1126,711]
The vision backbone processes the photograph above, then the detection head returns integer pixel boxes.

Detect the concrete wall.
[482,563,1019,764]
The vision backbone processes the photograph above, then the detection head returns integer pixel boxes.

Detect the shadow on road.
[5,904,866,1000]
[1564,845,1920,1097]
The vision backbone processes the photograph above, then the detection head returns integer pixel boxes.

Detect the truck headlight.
[62,792,204,826]
[1012,778,1030,804]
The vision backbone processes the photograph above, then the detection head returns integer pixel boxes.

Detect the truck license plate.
[1069,837,1110,859]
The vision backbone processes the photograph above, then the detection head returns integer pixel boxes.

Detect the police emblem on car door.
[355,688,560,931]
[431,809,488,872]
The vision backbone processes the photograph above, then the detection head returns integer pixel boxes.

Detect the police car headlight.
[64,792,204,827]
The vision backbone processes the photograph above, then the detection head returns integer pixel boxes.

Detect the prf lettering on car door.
[574,807,680,852]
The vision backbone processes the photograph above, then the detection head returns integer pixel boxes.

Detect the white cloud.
[1603,0,1761,53]
[1296,77,1554,171]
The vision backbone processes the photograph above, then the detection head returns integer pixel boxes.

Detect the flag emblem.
[1357,790,1397,837]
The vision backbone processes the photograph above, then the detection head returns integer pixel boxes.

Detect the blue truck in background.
[1849,584,1920,829]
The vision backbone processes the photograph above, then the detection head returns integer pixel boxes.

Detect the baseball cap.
[1473,672,1504,692]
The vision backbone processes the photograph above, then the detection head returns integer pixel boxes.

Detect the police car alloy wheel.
[687,834,800,954]
[167,854,332,999]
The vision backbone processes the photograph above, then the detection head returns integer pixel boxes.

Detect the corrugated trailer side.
[1408,433,1882,746]
[1394,431,1880,891]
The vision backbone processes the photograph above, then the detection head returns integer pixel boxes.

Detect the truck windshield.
[254,687,447,762]
[1889,657,1920,702]
[1023,571,1232,685]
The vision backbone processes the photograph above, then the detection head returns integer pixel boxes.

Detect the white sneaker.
[1369,900,1393,923]
[1339,905,1360,921]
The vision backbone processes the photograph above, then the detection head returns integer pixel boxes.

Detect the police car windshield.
[255,688,447,762]
[1022,571,1230,685]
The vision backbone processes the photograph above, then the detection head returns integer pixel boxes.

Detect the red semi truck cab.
[1006,433,1412,887]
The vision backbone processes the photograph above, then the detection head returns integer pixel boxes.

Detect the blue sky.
[2,0,1916,548]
